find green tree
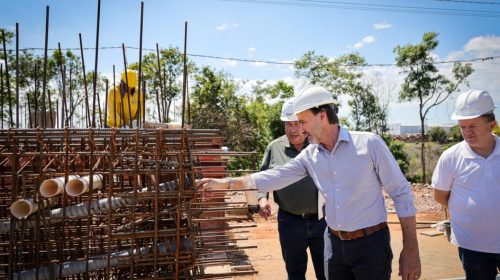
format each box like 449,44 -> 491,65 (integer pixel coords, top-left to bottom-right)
249,80 -> 295,140
394,32 -> 473,182
131,47 -> 196,123
191,67 -> 258,170
447,125 -> 463,142
295,51 -> 387,133
429,127 -> 448,144
381,134 -> 410,177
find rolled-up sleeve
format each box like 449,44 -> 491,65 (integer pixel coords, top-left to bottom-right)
370,135 -> 417,218
251,157 -> 308,193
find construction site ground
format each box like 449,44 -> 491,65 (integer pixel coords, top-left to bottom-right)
233,184 -> 467,280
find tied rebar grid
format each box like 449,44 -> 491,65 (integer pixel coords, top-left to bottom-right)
0,128 -> 256,279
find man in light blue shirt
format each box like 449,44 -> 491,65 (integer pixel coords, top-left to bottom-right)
197,86 -> 421,280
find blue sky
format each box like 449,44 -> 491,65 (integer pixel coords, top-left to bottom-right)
1,0 -> 500,126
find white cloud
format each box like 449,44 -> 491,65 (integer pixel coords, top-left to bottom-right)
373,23 -> 392,30
354,35 -> 376,49
248,47 -> 256,53
224,60 -> 238,67
216,24 -> 228,31
251,61 -> 268,67
216,23 -> 239,32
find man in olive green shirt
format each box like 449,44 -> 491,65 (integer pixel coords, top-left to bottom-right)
258,99 -> 326,280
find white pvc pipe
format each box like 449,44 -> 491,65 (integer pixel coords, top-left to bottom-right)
65,174 -> 103,197
10,198 -> 37,219
39,175 -> 79,198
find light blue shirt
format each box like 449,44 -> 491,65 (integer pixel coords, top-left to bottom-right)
251,126 -> 416,231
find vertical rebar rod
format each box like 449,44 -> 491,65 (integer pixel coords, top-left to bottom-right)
121,44 -> 132,128
153,129 -> 162,277
142,78 -> 146,125
91,0 -> 101,128
113,65 -> 118,127
15,23 -> 20,128
68,66 -> 72,127
181,21 -> 188,128
57,43 -> 67,127
27,92 -> 32,128
155,44 -> 163,123
162,68 -> 167,121
79,33 -> 91,127
47,89 -> 54,127
1,29 -> 13,127
42,6 -> 50,128
96,83 -> 102,127
104,79 -> 108,128
85,129 -> 96,277
34,63 -> 38,127
63,65 -> 68,126
0,64 -> 4,129
137,1 -> 144,127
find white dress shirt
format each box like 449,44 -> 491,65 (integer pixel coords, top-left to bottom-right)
251,126 -> 416,231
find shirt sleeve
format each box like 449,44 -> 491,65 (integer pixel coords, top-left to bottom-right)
431,151 -> 453,191
258,145 -> 272,200
369,134 -> 417,218
251,155 -> 308,194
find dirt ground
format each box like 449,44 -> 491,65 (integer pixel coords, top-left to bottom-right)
233,184 -> 467,280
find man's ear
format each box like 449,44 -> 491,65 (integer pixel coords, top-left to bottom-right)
489,120 -> 497,131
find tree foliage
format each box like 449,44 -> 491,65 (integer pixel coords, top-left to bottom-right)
394,31 -> 473,182
428,127 -> 448,144
294,51 -> 387,133
381,134 -> 410,176
190,67 -> 258,170
130,47 -> 195,123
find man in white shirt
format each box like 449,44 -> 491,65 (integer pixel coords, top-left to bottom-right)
197,86 -> 421,280
432,90 -> 500,280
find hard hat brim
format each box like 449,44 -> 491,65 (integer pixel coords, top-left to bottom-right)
293,99 -> 336,116
451,107 -> 496,121
280,116 -> 298,122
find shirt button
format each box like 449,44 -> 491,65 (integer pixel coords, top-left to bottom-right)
338,224 -> 341,227
336,188 -> 339,192
336,206 -> 340,208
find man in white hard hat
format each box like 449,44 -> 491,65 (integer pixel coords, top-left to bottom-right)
196,86 -> 421,280
257,99 -> 326,280
432,90 -> 500,280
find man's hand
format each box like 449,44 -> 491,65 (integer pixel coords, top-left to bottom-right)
398,216 -> 421,280
195,178 -> 229,200
258,198 -> 272,220
399,245 -> 421,280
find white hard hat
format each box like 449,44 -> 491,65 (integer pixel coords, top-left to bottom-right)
451,90 -> 496,120
280,99 -> 298,122
293,86 -> 336,115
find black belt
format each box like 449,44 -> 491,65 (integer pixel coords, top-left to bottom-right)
280,209 -> 318,219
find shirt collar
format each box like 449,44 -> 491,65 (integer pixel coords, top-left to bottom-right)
317,125 -> 349,152
282,135 -> 309,151
460,135 -> 500,159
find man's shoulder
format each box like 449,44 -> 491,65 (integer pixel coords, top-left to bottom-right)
347,130 -> 383,146
441,141 -> 466,157
267,135 -> 289,147
267,135 -> 289,150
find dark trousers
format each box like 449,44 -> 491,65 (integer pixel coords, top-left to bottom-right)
458,247 -> 500,280
327,226 -> 392,280
277,209 -> 327,280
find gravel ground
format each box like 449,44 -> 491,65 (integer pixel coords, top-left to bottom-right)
385,183 -> 443,213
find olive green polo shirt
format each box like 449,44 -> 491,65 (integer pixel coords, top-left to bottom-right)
258,135 -> 319,216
